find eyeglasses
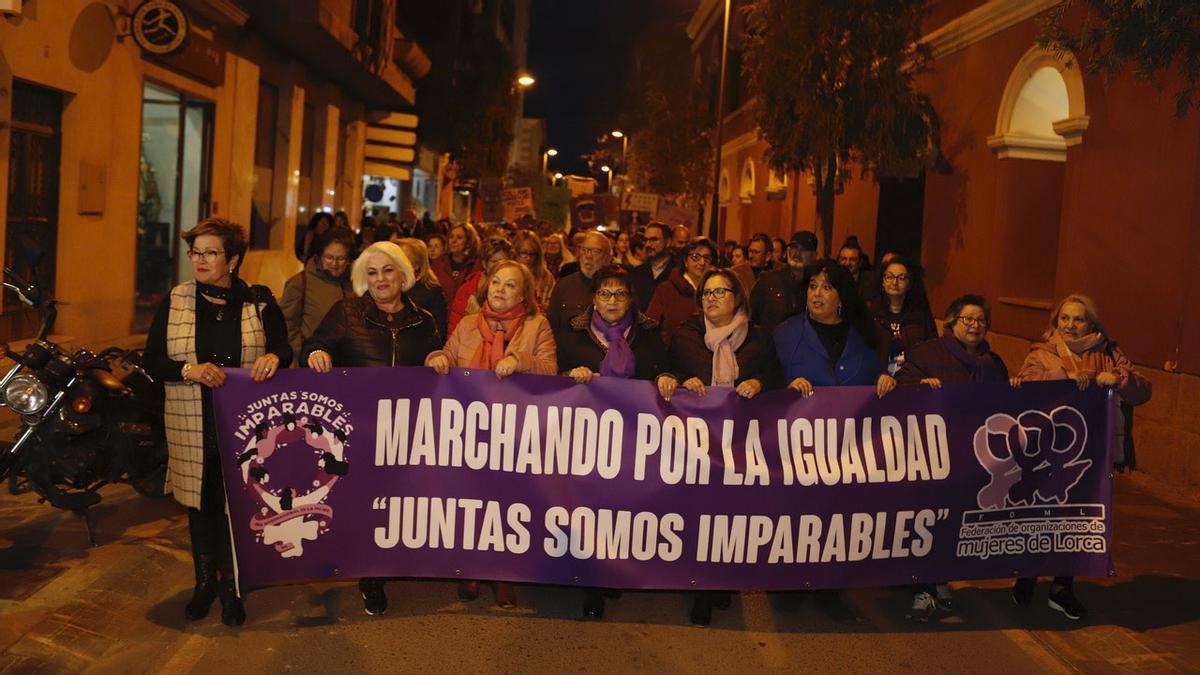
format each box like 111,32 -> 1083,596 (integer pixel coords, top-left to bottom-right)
595,289 -> 630,301
322,254 -> 349,265
687,252 -> 713,263
187,249 -> 224,263
956,315 -> 988,327
578,246 -> 607,257
701,287 -> 735,300
883,273 -> 910,283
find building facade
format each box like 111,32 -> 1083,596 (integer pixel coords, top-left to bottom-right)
688,0 -> 1200,492
1,0 -> 431,343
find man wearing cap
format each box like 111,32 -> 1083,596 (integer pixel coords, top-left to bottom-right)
750,231 -> 819,334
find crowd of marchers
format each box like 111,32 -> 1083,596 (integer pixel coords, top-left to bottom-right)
141,209 -> 1150,628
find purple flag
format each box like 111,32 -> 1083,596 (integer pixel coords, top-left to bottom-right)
214,368 -> 1114,591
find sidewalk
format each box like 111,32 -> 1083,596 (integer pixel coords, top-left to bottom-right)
0,471 -> 1196,672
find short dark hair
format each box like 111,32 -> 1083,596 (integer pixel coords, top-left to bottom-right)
314,226 -> 356,258
749,233 -> 773,251
643,222 -> 668,239
590,264 -> 633,296
694,268 -> 748,314
683,237 -> 717,260
183,217 -> 248,271
944,294 -> 991,328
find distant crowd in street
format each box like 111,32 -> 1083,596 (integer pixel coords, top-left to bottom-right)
142,208 -> 1151,627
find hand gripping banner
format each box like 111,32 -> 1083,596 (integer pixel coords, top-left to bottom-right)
213,368 -> 1114,591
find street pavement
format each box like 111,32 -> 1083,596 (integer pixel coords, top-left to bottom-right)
1,474 -> 1197,674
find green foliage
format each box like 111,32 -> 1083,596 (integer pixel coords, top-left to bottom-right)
742,0 -> 939,183
450,37 -> 519,179
1040,0 -> 1200,117
622,32 -> 713,198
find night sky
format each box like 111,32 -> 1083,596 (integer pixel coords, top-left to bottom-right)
524,0 -> 695,177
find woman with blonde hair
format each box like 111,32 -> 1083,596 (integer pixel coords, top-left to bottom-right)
395,237 -> 448,338
543,232 -> 574,277
303,240 -> 442,617
1009,293 -> 1151,620
513,230 -> 555,310
426,259 -> 557,608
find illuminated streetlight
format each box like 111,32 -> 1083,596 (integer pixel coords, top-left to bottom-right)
542,147 -> 559,177
601,165 -> 613,193
516,74 -> 536,87
554,172 -> 563,180
546,148 -> 558,157
600,165 -> 611,173
610,130 -> 624,138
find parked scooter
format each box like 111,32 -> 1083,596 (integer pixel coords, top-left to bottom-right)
0,266 -> 167,542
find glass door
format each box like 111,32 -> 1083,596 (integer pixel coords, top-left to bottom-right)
134,81 -> 214,332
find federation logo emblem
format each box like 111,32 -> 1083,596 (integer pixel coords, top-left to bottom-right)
972,405 -> 1091,510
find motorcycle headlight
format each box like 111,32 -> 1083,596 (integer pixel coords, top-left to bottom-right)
5,374 -> 49,415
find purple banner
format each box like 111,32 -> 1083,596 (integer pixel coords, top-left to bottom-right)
213,368 -> 1114,591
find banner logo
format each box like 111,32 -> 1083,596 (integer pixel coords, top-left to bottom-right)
232,393 -> 353,558
972,406 -> 1091,510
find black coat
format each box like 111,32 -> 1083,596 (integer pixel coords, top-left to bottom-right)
556,310 -> 669,381
749,267 -> 804,335
630,256 -> 676,312
894,334 -> 1009,385
301,295 -> 441,368
407,278 -> 449,339
668,315 -> 778,387
869,301 -> 938,370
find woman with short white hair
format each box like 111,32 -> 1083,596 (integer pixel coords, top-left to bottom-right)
301,241 -> 443,616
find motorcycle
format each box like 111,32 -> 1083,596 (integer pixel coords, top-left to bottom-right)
0,266 -> 167,543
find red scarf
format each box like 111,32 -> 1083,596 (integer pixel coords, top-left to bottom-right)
469,302 -> 527,369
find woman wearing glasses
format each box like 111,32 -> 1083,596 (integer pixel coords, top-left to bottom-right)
144,218 -> 292,627
645,239 -> 717,346
513,230 -> 555,311
656,269 -> 775,626
554,264 -> 672,618
868,255 -> 937,375
281,227 -> 355,365
892,294 -> 1009,621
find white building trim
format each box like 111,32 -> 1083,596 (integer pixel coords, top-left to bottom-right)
920,0 -> 1062,60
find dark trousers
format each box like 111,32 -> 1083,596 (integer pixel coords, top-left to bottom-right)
187,455 -> 237,593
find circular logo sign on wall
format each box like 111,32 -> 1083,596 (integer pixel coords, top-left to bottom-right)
131,0 -> 189,55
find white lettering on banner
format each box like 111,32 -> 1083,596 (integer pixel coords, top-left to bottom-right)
542,507 -> 684,562
694,510 -> 947,564
373,398 -> 952,488
372,496 -> 532,553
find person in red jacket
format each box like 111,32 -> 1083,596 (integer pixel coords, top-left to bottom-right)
645,239 -> 716,346
446,239 -> 514,334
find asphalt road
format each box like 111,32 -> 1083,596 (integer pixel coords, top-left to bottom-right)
1,475 -> 1197,674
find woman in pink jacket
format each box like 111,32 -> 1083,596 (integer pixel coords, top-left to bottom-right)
426,259 -> 557,607
1010,293 -> 1151,621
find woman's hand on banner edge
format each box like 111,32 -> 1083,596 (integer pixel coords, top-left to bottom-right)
921,377 -> 942,389
656,374 -> 678,400
787,377 -> 814,398
307,350 -> 332,373
735,378 -> 762,399
876,374 -> 897,398
681,377 -> 706,397
427,354 -> 451,374
568,367 -> 597,384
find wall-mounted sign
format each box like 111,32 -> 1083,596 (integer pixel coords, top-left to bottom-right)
131,0 -> 189,55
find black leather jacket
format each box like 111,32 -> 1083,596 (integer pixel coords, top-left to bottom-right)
301,295 -> 442,368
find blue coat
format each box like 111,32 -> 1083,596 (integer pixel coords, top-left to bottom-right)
773,312 -> 881,386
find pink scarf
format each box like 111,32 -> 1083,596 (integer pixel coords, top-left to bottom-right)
704,310 -> 749,387
1050,329 -> 1105,376
469,302 -> 527,369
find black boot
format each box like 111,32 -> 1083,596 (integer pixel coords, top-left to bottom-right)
184,553 -> 219,621
219,579 -> 246,626
582,588 -> 605,618
689,592 -> 713,626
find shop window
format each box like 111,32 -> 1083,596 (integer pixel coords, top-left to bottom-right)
251,80 -> 279,249
987,46 -> 1089,162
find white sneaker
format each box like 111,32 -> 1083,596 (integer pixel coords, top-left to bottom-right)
907,592 -> 937,622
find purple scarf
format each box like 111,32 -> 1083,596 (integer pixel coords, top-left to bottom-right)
941,328 -> 1003,383
591,309 -> 636,378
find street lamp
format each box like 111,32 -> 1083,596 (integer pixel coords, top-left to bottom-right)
600,165 -> 613,193
516,73 -> 536,88
542,147 -> 558,177
611,130 -> 628,191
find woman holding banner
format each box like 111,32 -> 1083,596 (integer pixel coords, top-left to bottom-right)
772,260 -> 893,622
1007,293 -> 1150,621
556,264 -> 673,618
426,259 -> 558,607
303,241 -> 443,616
657,268 -> 774,625
144,218 -> 293,627
893,293 -> 1009,620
